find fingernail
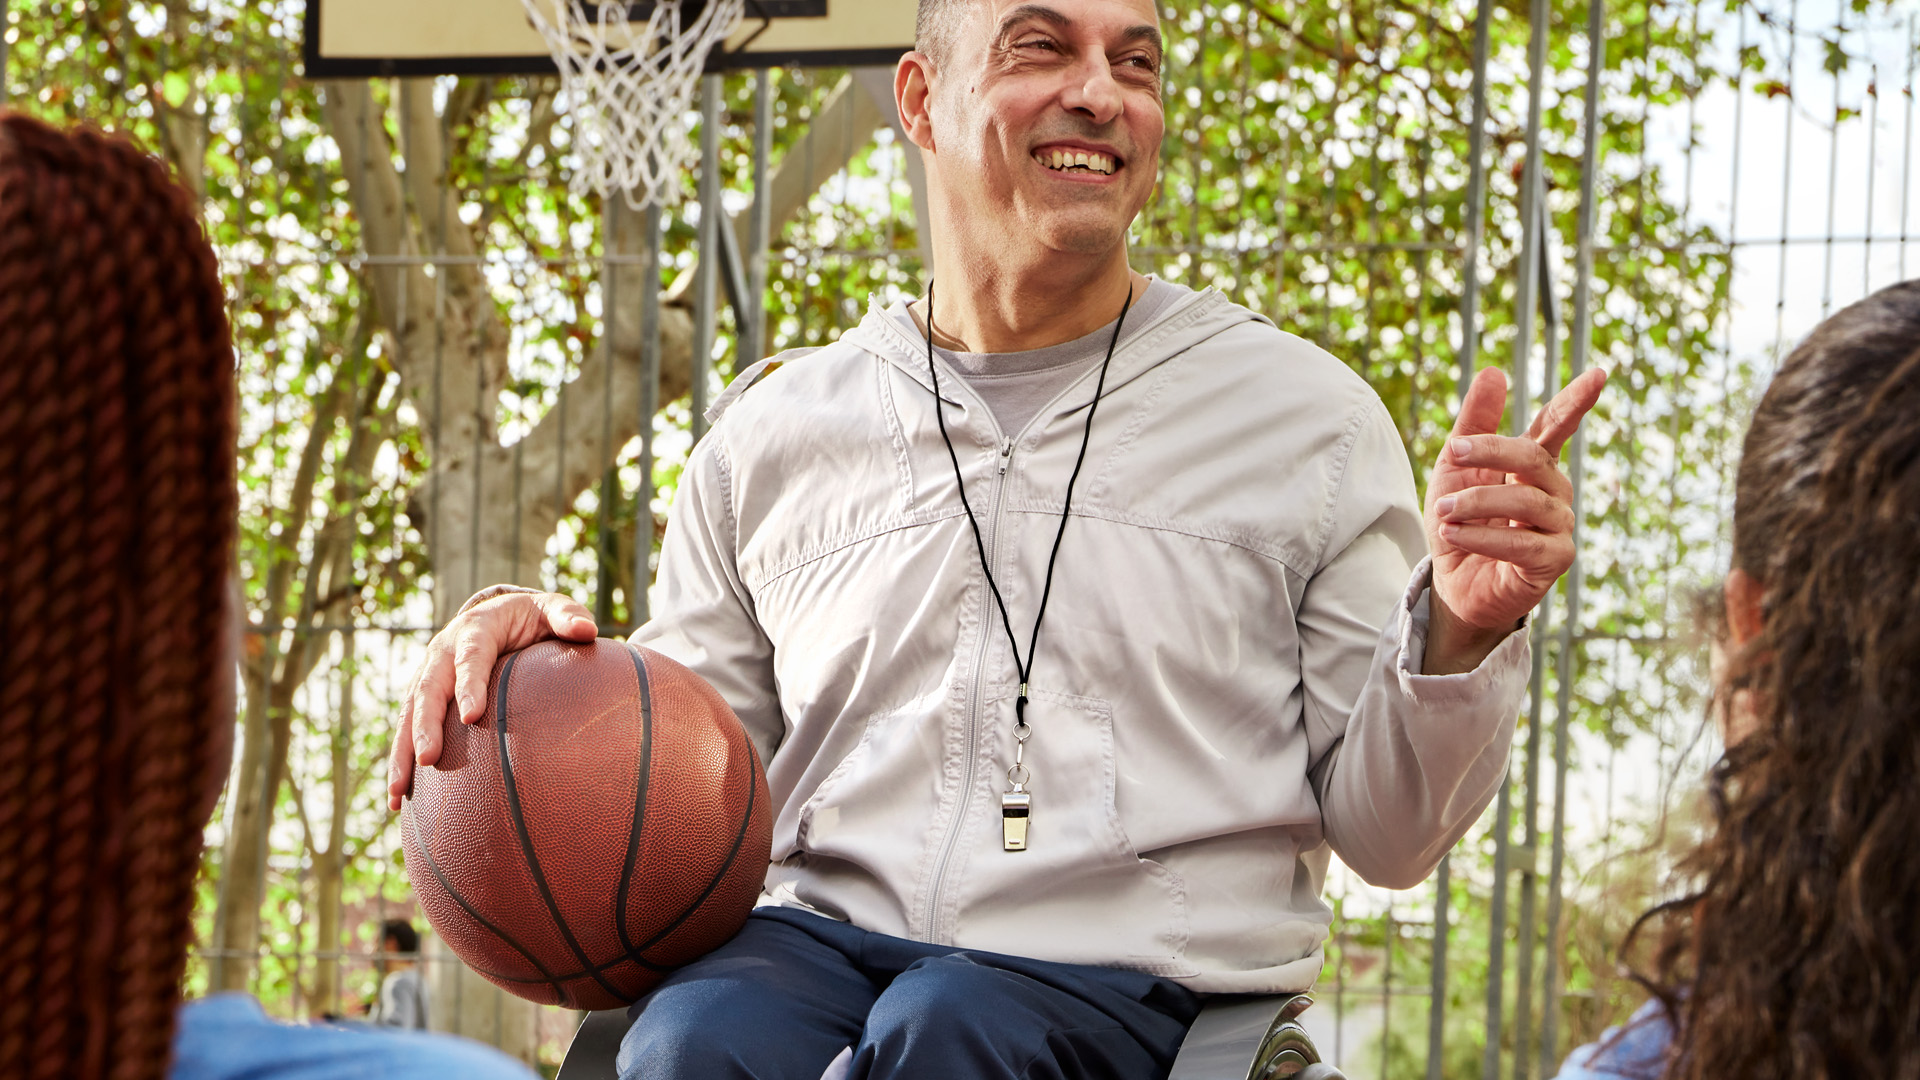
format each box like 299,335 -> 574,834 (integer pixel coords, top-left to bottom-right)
572,617 -> 594,635
1450,437 -> 1472,461
1436,495 -> 1456,517
457,694 -> 477,719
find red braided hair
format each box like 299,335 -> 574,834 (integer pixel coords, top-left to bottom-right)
0,110 -> 236,1080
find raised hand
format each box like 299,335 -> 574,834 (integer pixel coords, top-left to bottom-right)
385,588 -> 598,811
1422,366 -> 1607,673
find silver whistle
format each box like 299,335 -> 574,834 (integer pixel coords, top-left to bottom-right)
1001,789 -> 1032,851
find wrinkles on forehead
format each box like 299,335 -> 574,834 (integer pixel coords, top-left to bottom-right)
991,3 -> 1163,68
919,0 -> 1163,69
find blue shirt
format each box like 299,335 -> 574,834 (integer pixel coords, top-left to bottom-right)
171,994 -> 537,1080
1553,999 -> 1673,1080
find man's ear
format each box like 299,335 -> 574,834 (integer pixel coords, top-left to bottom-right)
896,51 -> 937,153
1724,568 -> 1765,648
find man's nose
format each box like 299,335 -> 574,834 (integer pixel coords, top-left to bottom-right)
1060,56 -> 1125,125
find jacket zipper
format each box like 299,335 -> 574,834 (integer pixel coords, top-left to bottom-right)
923,426 -> 1014,942
918,347 -> 1120,941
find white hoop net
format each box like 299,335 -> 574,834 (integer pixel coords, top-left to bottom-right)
520,0 -> 745,210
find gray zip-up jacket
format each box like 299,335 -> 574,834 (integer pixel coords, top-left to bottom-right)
632,285 -> 1529,992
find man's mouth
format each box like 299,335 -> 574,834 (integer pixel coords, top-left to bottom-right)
1032,147 -> 1118,175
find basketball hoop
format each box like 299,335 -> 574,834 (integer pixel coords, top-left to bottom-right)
520,0 -> 746,210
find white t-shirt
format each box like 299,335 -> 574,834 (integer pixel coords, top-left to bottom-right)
371,966 -> 428,1030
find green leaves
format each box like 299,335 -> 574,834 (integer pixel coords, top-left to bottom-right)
162,69 -> 191,107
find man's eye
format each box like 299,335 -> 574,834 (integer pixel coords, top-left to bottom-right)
1014,37 -> 1060,52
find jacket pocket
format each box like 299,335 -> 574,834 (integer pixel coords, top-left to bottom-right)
780,692 -> 950,895
946,689 -> 1196,977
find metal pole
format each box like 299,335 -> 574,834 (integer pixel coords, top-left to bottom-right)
1426,854 -> 1451,1080
1772,0 -> 1801,361
1512,180 -> 1561,1080
1486,0 -> 1552,1072
1511,0 -> 1549,437
595,194 -> 621,626
1902,16 -> 1915,281
1540,1 -> 1605,1070
1455,0 -> 1496,401
744,69 -> 774,371
1423,1 -> 1463,1065
692,73 -> 722,443
1482,774 -> 1513,1080
633,201 -> 662,626
1819,10 -> 1844,318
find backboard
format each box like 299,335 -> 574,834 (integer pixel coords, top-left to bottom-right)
302,0 -> 917,78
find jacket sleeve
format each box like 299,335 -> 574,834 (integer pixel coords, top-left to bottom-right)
628,425 -> 786,764
1297,401 -> 1531,890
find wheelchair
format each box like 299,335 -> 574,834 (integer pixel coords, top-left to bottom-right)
556,989 -> 1347,1080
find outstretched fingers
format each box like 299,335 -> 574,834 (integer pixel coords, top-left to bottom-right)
1449,366 -> 1510,438
1525,368 -> 1609,458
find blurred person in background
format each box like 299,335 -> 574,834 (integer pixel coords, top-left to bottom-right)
0,110 -> 533,1080
1554,280 -> 1920,1079
370,920 -> 429,1031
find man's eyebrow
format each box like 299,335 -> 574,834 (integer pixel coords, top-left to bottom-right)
1119,23 -> 1163,57
994,6 -> 1164,59
995,3 -> 1071,37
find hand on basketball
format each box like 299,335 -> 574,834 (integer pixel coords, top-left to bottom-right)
1422,366 -> 1607,674
387,589 -> 599,811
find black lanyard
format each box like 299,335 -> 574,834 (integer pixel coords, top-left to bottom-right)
922,281 -> 1134,849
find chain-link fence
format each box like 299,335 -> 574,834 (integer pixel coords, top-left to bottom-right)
7,0 -> 1915,1072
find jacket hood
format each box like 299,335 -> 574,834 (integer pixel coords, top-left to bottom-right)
841,285 -> 1271,414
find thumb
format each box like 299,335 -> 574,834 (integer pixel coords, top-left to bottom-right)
1448,367 -> 1509,440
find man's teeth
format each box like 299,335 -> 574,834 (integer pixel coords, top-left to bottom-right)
1034,148 -> 1117,175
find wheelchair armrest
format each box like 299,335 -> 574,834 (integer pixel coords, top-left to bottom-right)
1170,992 -> 1343,1080
555,1009 -> 637,1080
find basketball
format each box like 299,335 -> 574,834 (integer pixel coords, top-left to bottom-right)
402,638 -> 771,1010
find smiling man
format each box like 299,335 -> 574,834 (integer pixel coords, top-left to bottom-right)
388,0 -> 1605,1077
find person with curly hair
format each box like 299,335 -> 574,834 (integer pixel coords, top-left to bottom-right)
1554,280 -> 1920,1079
0,110 -> 534,1080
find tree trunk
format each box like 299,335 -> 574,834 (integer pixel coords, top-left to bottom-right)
209,655 -> 272,993
309,630 -> 353,1015
294,71 -> 888,1051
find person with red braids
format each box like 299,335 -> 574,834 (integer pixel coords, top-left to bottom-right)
0,111 -> 534,1080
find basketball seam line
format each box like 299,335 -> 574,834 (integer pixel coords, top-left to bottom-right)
408,811 -> 568,993
614,642 -> 655,961
623,697 -> 764,959
495,650 -> 631,1007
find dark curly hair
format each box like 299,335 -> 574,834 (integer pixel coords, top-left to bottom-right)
0,112 -> 236,1080
1631,279 -> 1920,1079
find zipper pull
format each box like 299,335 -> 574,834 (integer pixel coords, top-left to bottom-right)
999,437 -> 1014,475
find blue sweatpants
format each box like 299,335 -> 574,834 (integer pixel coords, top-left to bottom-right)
616,907 -> 1202,1080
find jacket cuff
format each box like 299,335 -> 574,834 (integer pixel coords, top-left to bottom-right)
1393,557 -> 1531,705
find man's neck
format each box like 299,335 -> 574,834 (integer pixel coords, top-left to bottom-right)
915,243 -> 1146,354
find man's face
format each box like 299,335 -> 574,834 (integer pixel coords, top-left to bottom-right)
926,0 -> 1165,257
